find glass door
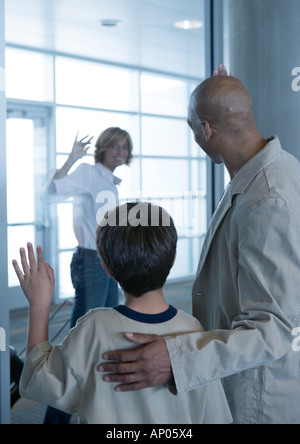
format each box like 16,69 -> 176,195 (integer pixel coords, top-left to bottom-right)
6,104 -> 51,309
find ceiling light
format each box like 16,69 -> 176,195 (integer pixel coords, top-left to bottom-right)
174,20 -> 203,30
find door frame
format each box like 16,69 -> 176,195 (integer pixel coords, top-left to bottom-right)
6,101 -> 55,310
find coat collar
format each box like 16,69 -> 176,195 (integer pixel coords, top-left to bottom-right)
197,135 -> 282,274
230,135 -> 282,196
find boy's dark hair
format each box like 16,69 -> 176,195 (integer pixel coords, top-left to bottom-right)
96,202 -> 177,297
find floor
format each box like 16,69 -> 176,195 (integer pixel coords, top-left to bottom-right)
9,280 -> 194,424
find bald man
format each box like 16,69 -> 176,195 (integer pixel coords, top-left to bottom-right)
187,75 -> 267,176
99,72 -> 300,424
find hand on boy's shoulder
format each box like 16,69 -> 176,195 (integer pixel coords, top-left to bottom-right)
96,309 -> 205,393
98,333 -> 173,392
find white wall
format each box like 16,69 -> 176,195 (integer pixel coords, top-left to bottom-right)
229,0 -> 300,160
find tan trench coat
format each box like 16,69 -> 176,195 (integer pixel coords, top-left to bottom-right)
166,136 -> 300,424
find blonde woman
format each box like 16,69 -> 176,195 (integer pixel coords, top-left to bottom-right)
42,127 -> 133,324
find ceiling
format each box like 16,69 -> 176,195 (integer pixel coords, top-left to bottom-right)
4,0 -> 206,79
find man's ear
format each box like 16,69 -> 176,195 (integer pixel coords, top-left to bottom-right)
101,260 -> 113,278
202,120 -> 213,142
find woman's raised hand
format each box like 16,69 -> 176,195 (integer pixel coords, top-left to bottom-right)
70,133 -> 94,161
213,64 -> 234,77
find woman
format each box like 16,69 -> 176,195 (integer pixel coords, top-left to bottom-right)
41,127 -> 133,424
41,127 -> 133,326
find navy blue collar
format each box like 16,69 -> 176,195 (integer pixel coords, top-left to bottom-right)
114,305 -> 177,324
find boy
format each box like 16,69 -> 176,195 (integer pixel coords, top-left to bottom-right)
13,202 -> 232,424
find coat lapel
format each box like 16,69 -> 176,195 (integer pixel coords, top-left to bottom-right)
197,187 -> 233,275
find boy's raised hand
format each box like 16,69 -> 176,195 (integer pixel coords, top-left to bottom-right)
13,243 -> 55,307
13,244 -> 54,354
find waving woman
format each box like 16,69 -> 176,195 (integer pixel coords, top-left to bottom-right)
41,127 -> 133,326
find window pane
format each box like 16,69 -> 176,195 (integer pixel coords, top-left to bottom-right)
5,48 -> 53,101
8,226 -> 35,288
141,117 -> 189,157
191,137 -> 206,159
144,193 -> 206,239
141,158 -> 189,195
56,57 -> 139,111
57,204 -> 77,250
187,192 -> 207,238
191,159 -> 207,193
58,251 -> 74,299
192,236 -> 205,273
6,119 -> 35,224
56,107 -> 139,156
141,74 -> 188,117
169,238 -> 191,279
117,158 -> 141,202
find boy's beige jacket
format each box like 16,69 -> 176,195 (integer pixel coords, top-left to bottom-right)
20,308 -> 232,424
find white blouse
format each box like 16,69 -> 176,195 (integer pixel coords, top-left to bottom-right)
41,163 -> 121,250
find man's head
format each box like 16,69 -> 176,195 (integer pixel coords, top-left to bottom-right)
96,202 -> 177,297
187,76 -> 256,163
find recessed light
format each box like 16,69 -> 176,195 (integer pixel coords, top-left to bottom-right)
174,20 -> 203,30
99,19 -> 122,27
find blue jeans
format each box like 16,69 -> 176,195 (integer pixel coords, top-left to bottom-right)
69,247 -> 119,328
44,247 -> 119,424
